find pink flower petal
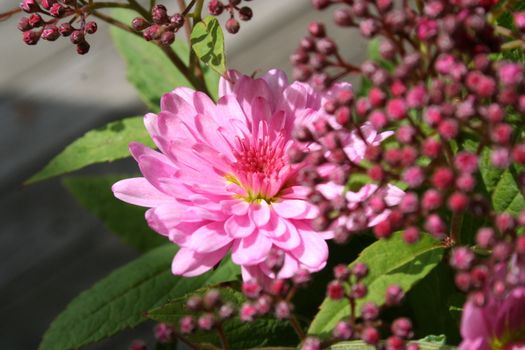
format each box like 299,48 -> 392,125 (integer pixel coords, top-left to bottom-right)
112,178 -> 173,207
249,201 -> 271,227
232,230 -> 272,265
272,219 -> 301,250
291,222 -> 329,270
218,69 -> 241,98
186,221 -> 233,253
262,69 -> 288,101
224,214 -> 255,238
171,245 -> 230,277
272,199 -> 318,219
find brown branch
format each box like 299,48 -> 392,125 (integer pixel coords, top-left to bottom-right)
0,7 -> 21,21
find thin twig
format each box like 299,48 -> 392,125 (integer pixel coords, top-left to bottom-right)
216,323 -> 230,350
289,315 -> 306,341
91,7 -> 209,95
0,7 -> 21,21
449,212 -> 463,245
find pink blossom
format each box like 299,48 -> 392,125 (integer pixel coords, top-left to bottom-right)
460,287 -> 525,350
113,69 -> 340,283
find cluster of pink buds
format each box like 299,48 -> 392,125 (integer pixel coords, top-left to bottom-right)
18,0 -> 97,54
303,263 -> 420,350
177,289 -> 235,335
207,0 -> 253,34
289,0 -> 525,346
131,5 -> 185,46
291,21 -> 359,88
292,0 -> 525,246
451,225 -> 525,304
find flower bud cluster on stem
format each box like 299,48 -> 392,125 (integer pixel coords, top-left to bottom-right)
303,263 -> 418,350
16,0 -> 99,54
290,0 -> 525,347
207,0 -> 253,34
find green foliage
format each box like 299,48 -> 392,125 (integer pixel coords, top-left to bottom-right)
27,116 -> 153,184
148,288 -> 297,349
328,341 -> 456,350
111,9 -> 219,111
480,149 -> 525,214
367,38 -> 395,71
308,233 -> 445,337
39,246 -> 240,350
407,262 -> 463,344
191,16 -> 227,76
63,175 -> 165,252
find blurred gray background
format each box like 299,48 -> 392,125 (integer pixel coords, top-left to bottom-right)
0,1 -> 366,348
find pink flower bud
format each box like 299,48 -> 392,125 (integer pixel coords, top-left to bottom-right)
447,192 -> 469,212
450,247 -> 475,270
432,167 -> 454,190
302,337 -> 321,350
275,301 -> 292,319
392,318 -> 413,338
333,321 -> 353,340
386,98 -> 407,120
403,226 -> 420,244
198,313 -> 215,330
361,302 -> 380,320
242,280 -> 262,299
362,326 -> 380,345
454,152 -> 478,173
385,284 -> 404,305
327,280 -> 345,300
154,323 -> 174,343
208,0 -> 224,15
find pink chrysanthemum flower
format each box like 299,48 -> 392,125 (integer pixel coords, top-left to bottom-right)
460,286 -> 525,350
113,69 -> 392,282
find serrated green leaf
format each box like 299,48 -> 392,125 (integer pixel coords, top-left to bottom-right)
111,9 -> 219,111
63,175 -> 165,252
39,246 -> 240,350
149,288 -> 297,349
308,233 -> 445,337
190,16 -> 226,76
328,340 -> 456,350
27,116 -> 153,184
480,149 -> 525,214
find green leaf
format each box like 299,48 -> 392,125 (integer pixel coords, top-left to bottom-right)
149,288 -> 297,349
308,233 -> 445,337
111,9 -> 219,111
480,149 -> 525,214
39,246 -> 240,350
328,341 -> 456,350
407,262 -> 462,344
63,175 -> 165,252
367,38 -> 395,72
27,116 -> 153,184
191,16 -> 226,76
